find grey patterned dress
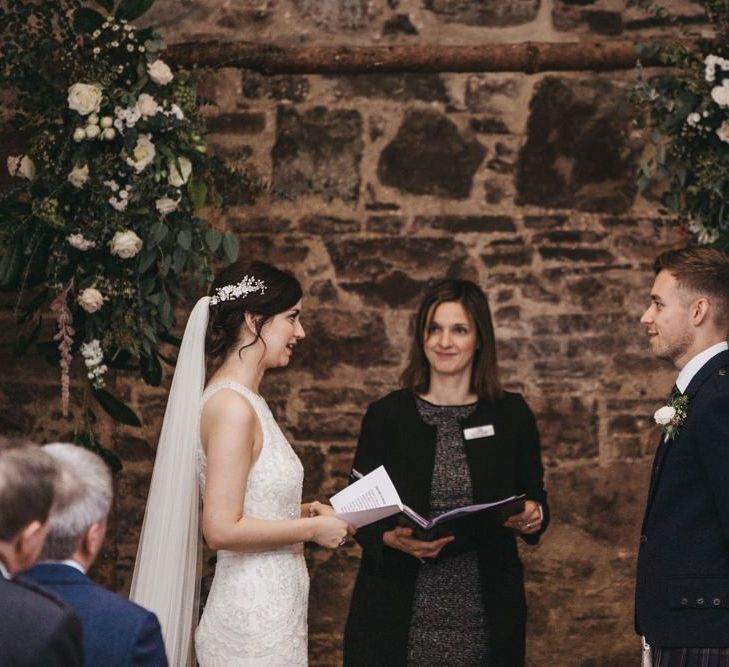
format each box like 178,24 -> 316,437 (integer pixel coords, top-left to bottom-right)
406,397 -> 489,666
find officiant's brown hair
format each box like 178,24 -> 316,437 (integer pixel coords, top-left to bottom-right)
401,279 -> 502,402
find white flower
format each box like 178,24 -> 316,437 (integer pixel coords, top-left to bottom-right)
155,197 -> 179,215
654,405 -> 676,426
688,218 -> 721,245
104,179 -> 119,192
168,156 -> 192,187
85,124 -> 101,139
169,103 -> 184,120
102,128 -> 116,141
88,113 -> 99,125
686,112 -> 701,127
711,83 -> 729,107
126,133 -> 156,173
147,59 -> 174,85
113,105 -> 141,133
135,93 -> 160,118
67,233 -> 96,251
81,339 -> 104,366
67,83 -> 103,115
100,116 -> 113,128
109,196 -> 128,211
717,120 -> 729,144
7,155 -> 36,180
77,287 -> 105,313
73,127 -> 86,142
110,230 -> 143,258
67,164 -> 89,188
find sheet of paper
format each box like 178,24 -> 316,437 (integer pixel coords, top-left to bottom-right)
330,466 -> 403,528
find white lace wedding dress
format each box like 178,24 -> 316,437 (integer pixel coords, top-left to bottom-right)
195,381 -> 309,666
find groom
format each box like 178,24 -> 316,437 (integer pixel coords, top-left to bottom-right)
636,247 -> 729,664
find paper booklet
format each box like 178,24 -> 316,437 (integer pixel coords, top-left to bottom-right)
330,465 -> 525,537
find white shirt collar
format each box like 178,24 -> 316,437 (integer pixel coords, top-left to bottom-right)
38,559 -> 86,574
676,341 -> 729,393
0,560 -> 10,580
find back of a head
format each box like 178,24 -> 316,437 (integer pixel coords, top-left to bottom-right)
0,444 -> 57,543
654,247 -> 729,330
40,443 -> 113,561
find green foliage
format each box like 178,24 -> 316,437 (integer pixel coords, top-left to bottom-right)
630,0 -> 729,248
0,0 -> 242,451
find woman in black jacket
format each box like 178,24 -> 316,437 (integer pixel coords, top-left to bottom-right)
343,279 -> 549,667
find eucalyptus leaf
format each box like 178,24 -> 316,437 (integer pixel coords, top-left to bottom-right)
222,234 -> 239,263
177,229 -> 192,250
205,228 -> 222,252
188,177 -> 207,211
94,0 -> 115,13
172,246 -> 187,274
92,388 -> 142,427
73,7 -> 105,33
140,351 -> 162,386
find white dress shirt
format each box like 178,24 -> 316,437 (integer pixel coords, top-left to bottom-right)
0,560 -> 10,580
675,341 -> 729,393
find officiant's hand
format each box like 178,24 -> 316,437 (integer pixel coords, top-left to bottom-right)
503,500 -> 542,535
382,526 -> 455,560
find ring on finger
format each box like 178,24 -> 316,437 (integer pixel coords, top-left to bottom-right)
338,537 -> 346,547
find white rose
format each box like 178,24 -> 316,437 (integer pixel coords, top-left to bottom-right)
135,93 -> 160,118
654,406 -> 676,426
711,83 -> 729,107
147,59 -> 174,85
110,230 -> 143,258
126,134 -> 155,173
168,156 -> 192,187
102,128 -> 116,141
67,164 -> 89,188
77,287 -> 105,313
686,112 -> 701,126
155,197 -> 179,215
67,83 -> 103,115
73,127 -> 86,142
67,233 -> 96,251
100,116 -> 113,128
717,120 -> 729,144
7,155 -> 36,180
85,124 -> 101,139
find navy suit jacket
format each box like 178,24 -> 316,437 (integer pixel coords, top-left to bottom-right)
636,348 -> 729,646
25,563 -> 167,667
0,573 -> 83,667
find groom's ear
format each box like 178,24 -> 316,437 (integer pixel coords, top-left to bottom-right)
690,296 -> 711,326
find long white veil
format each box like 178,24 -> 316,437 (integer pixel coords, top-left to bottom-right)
130,296 -> 210,666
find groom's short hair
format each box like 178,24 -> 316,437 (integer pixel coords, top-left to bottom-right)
40,443 -> 113,560
655,247 -> 729,328
0,442 -> 58,542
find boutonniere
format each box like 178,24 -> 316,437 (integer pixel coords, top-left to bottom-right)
653,394 -> 689,438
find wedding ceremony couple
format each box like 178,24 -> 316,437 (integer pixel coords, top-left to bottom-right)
2,246 -> 728,667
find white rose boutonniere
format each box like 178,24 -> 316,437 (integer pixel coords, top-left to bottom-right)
126,133 -> 155,173
110,230 -> 143,258
168,156 -> 192,187
653,394 -> 689,439
147,59 -> 174,85
77,287 -> 105,313
68,83 -> 103,115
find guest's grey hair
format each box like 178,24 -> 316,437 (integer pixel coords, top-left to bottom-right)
40,443 -> 113,560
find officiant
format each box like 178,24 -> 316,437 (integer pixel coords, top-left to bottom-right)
343,279 -> 549,667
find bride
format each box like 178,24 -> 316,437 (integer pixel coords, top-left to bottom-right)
130,260 -> 352,666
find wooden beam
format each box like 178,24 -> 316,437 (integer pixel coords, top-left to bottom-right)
165,40 -> 668,74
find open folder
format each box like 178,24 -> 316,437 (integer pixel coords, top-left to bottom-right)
330,465 -> 525,538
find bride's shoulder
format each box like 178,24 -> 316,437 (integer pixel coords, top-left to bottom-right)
201,386 -> 257,425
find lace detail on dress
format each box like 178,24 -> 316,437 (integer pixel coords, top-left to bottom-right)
195,380 -> 309,666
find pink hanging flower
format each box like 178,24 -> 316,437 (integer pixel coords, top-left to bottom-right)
51,281 -> 75,417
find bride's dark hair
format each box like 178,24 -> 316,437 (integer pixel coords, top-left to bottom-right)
205,260 -> 302,359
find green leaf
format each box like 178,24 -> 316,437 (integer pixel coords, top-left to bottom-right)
172,247 -> 187,274
177,229 -> 192,250
115,0 -> 156,22
94,0 -> 115,12
222,234 -> 239,263
140,352 -> 162,386
205,228 -> 222,252
92,389 -> 142,427
188,177 -> 207,211
148,221 -> 168,246
0,245 -> 21,287
73,7 -> 105,33
138,248 -> 157,273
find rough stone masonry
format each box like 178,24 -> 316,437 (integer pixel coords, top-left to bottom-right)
0,0 -> 709,664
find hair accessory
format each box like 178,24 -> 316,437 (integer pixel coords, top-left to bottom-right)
209,275 -> 266,305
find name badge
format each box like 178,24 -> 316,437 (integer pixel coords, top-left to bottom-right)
463,424 -> 495,440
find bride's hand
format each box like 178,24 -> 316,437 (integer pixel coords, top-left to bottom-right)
311,516 -> 352,549
309,500 -> 335,517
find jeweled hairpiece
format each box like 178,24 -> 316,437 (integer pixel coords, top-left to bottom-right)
209,275 -> 267,305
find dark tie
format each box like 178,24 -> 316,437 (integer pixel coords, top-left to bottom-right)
669,384 -> 681,402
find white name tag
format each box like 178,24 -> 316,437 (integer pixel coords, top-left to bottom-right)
463,424 -> 495,440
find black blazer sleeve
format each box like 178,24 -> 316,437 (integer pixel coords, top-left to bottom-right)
39,610 -> 84,667
349,402 -> 394,566
515,395 -> 549,545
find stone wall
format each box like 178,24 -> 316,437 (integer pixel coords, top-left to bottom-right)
0,0 -> 710,665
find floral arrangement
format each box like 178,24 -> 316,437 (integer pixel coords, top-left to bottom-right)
653,394 -> 689,439
0,0 -> 241,467
630,0 -> 729,248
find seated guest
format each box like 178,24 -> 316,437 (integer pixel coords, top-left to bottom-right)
0,442 -> 84,666
25,443 -> 167,667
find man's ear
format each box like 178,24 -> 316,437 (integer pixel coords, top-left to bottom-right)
82,520 -> 107,561
16,519 -> 48,569
690,296 -> 711,326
